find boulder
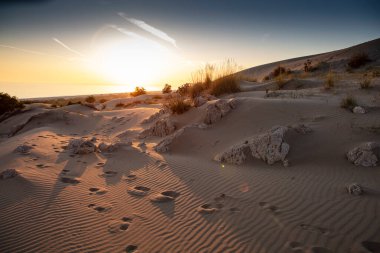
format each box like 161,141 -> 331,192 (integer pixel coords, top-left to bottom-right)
67,138 -> 97,154
0,169 -> 19,179
193,96 -> 207,107
353,106 -> 365,114
141,109 -> 167,124
14,144 -> 33,154
203,99 -> 236,125
347,142 -> 379,167
139,117 -> 176,138
214,126 -> 290,166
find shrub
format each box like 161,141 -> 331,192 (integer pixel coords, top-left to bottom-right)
189,83 -> 205,99
115,102 -> 125,108
130,87 -> 146,97
165,96 -> 191,114
324,71 -> 335,89
99,98 -> 108,103
162,84 -> 172,94
359,74 -> 372,89
273,66 -> 286,77
210,75 -> 240,96
348,53 -> 370,69
340,96 -> 357,110
0,92 -> 24,115
177,83 -> 190,96
276,73 -> 286,89
85,95 -> 95,103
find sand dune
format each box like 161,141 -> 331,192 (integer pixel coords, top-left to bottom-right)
1,39 -> 380,253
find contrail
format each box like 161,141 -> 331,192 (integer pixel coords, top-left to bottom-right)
0,43 -> 66,59
118,12 -> 177,48
52,37 -> 85,57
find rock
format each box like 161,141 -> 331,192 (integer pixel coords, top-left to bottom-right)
193,96 -> 207,107
141,109 -> 167,124
214,143 -> 248,165
347,183 -> 363,196
98,141 -> 132,153
0,169 -> 19,179
347,142 -> 379,167
353,106 -> 365,114
139,117 -> 176,138
214,126 -> 290,166
203,99 -> 236,125
14,144 -> 33,154
90,137 -> 97,142
248,126 -> 290,165
67,138 -> 97,154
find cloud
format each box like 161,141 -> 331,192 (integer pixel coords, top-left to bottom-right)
118,12 -> 177,48
52,38 -> 85,57
0,43 -> 66,59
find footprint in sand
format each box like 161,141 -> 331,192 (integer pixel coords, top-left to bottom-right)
150,190 -> 180,203
307,246 -> 332,253
197,203 -> 224,214
125,174 -> 137,181
61,177 -> 81,184
100,171 -> 118,177
259,201 -> 279,214
88,203 -> 112,213
125,245 -> 138,253
362,241 -> 380,253
287,241 -> 304,252
89,187 -> 108,195
299,223 -> 330,235
127,186 -> 151,196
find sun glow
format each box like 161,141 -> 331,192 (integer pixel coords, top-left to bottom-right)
91,37 -> 176,90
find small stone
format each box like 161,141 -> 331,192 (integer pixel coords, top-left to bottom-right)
347,183 -> 363,196
0,169 -> 19,179
353,106 -> 365,114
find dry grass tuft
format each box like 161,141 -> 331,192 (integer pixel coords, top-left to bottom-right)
165,95 -> 191,114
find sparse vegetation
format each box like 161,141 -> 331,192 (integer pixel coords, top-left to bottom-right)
177,83 -> 191,96
348,53 -> 370,69
115,102 -> 125,108
189,82 -> 205,98
210,74 -> 240,96
0,92 -> 24,115
165,95 -> 191,114
99,98 -> 108,103
85,95 -> 95,103
130,87 -> 147,97
162,84 -> 172,94
340,96 -> 357,110
324,70 -> 335,89
359,73 -> 372,89
263,66 -> 292,81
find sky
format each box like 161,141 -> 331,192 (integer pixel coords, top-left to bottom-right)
1,0 -> 379,98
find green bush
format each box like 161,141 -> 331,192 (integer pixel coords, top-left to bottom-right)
0,92 -> 24,115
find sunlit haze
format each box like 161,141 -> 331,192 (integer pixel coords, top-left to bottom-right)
1,0 -> 379,98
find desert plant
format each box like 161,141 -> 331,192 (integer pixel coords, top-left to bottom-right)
165,96 -> 191,114
359,74 -> 372,89
85,95 -> 95,103
324,70 -> 335,89
130,87 -> 146,97
340,96 -> 357,110
99,98 -> 108,103
210,75 -> 240,96
177,83 -> 190,96
162,84 -> 172,94
304,59 -> 312,72
348,53 -> 370,69
115,102 -> 125,108
276,72 -> 286,89
189,83 -> 205,99
0,92 -> 24,115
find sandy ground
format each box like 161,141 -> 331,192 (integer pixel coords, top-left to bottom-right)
1,40 -> 380,253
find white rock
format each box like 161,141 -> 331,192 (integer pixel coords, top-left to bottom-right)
347,142 -> 379,167
203,99 -> 236,125
0,169 -> 19,179
67,138 -> 97,154
214,126 -> 290,166
193,96 -> 207,107
139,117 -> 176,138
353,106 -> 365,114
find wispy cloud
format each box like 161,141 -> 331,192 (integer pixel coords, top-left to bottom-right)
118,12 -> 177,48
52,37 -> 85,57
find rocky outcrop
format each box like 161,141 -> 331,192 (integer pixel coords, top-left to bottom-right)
139,117 -> 176,138
98,141 -> 132,153
0,169 -> 19,179
203,99 -> 237,125
67,138 -> 97,154
353,106 -> 365,114
193,96 -> 207,107
347,142 -> 379,167
14,144 -> 33,154
154,123 -> 208,153
141,109 -> 167,124
215,126 -> 290,166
